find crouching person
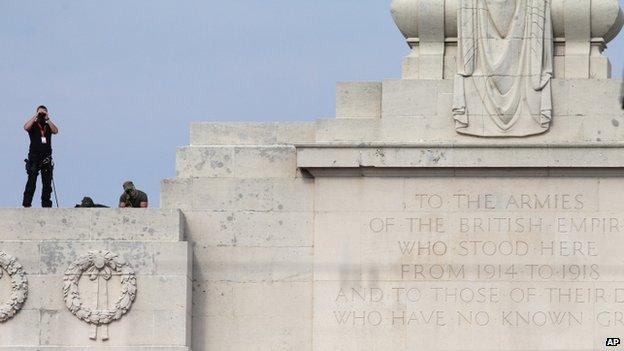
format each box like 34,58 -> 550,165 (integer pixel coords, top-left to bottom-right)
119,181 -> 148,208
75,197 -> 109,208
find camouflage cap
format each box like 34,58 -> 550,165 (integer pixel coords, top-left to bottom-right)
123,181 -> 135,191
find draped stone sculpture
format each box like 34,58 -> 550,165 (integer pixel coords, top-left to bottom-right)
452,0 -> 553,137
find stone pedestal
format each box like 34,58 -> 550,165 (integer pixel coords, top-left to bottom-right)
390,0 -> 624,79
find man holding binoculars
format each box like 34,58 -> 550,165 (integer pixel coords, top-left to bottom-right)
119,181 -> 149,208
22,105 -> 59,208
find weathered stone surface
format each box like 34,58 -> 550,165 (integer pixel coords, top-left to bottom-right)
315,118 -> 381,143
160,178 -> 193,210
176,146 -> 298,178
312,176 -> 624,350
190,177 -> 314,212
0,348 -> 189,351
183,210 -> 313,247
296,144 -> 624,169
336,82 -> 382,118
312,79 -> 624,143
0,209 -> 183,241
0,209 -> 191,350
190,122 -> 315,146
164,146 -> 314,351
382,79 -> 452,118
191,281 -> 312,350
192,246 -> 312,282
169,76 -> 624,351
391,0 -> 623,79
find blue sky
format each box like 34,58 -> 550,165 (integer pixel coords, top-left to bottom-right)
1,1 -> 624,208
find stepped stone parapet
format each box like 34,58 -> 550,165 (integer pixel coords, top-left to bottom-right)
3,2 -> 624,350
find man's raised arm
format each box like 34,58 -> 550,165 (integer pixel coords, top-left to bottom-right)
47,117 -> 59,134
23,114 -> 37,131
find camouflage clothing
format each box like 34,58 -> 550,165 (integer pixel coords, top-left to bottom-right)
75,197 -> 108,208
119,190 -> 148,208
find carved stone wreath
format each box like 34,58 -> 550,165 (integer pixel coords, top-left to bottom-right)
63,250 -> 137,327
0,251 -> 28,323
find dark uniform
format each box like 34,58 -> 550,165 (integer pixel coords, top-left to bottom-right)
23,120 -> 54,207
119,190 -> 148,208
75,197 -> 109,208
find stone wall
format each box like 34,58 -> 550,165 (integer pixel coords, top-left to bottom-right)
162,134 -> 315,350
159,72 -> 624,350
0,209 -> 191,351
311,176 -> 624,350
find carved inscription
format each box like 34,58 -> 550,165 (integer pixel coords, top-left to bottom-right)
327,190 -> 624,333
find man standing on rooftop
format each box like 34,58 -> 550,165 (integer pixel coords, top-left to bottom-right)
22,105 -> 59,208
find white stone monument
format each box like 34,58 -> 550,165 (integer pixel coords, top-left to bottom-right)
2,1 -> 624,350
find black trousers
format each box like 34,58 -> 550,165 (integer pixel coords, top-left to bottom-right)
22,153 -> 53,208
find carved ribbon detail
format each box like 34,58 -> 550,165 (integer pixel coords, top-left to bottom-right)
63,250 -> 137,341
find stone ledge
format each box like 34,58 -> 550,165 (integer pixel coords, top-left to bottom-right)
296,143 -> 624,171
0,240 -> 191,276
190,122 -> 316,146
0,348 -> 191,351
297,141 -> 624,148
336,82 -> 382,118
319,79 -> 624,143
161,177 -> 314,212
0,209 -> 184,241
176,146 -> 299,178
